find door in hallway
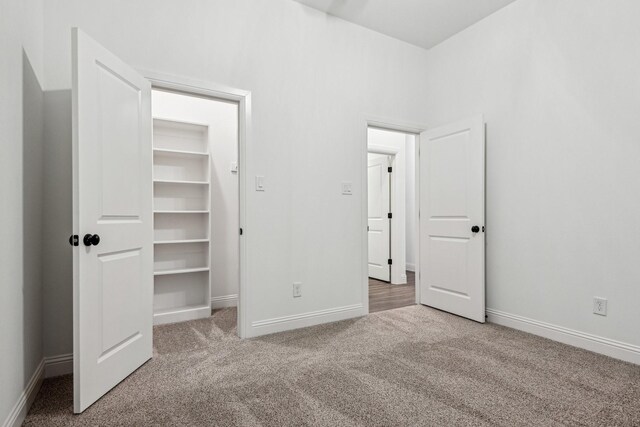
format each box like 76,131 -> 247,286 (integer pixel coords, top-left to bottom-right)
368,153 -> 391,282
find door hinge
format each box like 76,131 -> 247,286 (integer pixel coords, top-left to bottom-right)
388,166 -> 392,173
388,259 -> 393,265
387,212 -> 392,219
239,228 -> 243,235
69,234 -> 79,247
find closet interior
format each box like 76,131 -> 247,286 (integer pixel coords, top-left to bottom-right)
152,119 -> 212,325
150,89 -> 240,326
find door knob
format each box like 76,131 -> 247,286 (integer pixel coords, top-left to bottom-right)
471,226 -> 480,233
83,234 -> 100,246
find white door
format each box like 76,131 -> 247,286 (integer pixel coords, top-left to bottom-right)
368,154 -> 391,281
72,28 -> 153,413
419,116 -> 485,322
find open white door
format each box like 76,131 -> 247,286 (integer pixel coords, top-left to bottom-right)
72,28 -> 153,413
419,116 -> 485,322
368,154 -> 391,282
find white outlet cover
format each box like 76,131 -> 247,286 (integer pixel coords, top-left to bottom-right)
293,282 -> 302,298
593,297 -> 607,316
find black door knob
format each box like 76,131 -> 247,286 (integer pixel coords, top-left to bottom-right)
471,226 -> 480,233
83,234 -> 100,246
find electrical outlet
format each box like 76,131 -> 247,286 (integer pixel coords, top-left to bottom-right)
593,297 -> 607,316
293,282 -> 302,298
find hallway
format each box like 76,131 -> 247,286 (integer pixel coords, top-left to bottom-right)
369,271 -> 416,313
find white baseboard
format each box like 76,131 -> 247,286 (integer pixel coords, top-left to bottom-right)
2,359 -> 44,427
486,308 -> 640,365
44,353 -> 73,378
249,303 -> 365,338
406,263 -> 416,272
211,294 -> 238,309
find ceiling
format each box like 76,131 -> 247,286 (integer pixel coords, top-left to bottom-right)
293,0 -> 518,50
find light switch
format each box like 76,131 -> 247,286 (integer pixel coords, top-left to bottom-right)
255,176 -> 265,191
342,182 -> 353,195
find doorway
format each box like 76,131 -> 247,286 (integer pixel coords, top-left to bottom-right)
150,89 -> 240,327
367,127 -> 417,313
363,116 -> 486,321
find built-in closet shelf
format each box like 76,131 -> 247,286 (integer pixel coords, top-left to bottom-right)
153,304 -> 211,325
154,210 -> 210,214
152,107 -> 211,326
154,267 -> 210,277
154,239 -> 210,245
153,148 -> 210,157
153,179 -> 209,186
154,304 -> 210,316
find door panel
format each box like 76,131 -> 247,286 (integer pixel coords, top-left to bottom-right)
419,117 -> 485,322
73,28 -> 153,413
368,154 -> 390,282
96,62 -> 142,217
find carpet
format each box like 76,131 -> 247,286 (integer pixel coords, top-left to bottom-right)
24,306 -> 640,426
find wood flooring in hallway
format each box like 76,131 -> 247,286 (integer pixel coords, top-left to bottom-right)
369,271 -> 416,313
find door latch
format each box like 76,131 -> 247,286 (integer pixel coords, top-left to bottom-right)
69,234 -> 79,246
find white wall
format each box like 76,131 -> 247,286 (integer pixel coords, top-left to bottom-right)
0,0 -> 45,423
425,0 -> 640,349
405,135 -> 417,272
42,89 -> 73,358
151,90 -> 239,306
40,0 -> 430,342
368,128 -> 408,284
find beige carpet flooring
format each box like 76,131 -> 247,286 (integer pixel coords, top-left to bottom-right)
25,306 -> 640,426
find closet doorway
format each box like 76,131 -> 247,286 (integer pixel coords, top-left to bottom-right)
151,89 -> 240,326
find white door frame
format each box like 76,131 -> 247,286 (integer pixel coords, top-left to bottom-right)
141,70 -> 251,338
361,117 -> 427,313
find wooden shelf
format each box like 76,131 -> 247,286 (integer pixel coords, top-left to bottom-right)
153,304 -> 211,325
153,148 -> 209,157
154,304 -> 210,316
154,267 -> 209,276
154,239 -> 209,245
152,109 -> 211,326
154,210 -> 209,214
153,179 -> 209,186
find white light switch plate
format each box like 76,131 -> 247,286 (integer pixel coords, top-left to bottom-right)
256,176 -> 265,191
342,182 -> 353,195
